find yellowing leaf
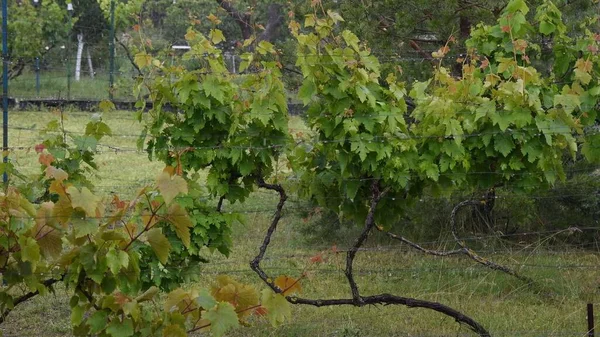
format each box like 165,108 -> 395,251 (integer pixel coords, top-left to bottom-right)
66,186 -> 100,217
209,29 -> 226,44
135,286 -> 159,303
327,10 -> 344,23
164,288 -> 189,312
134,52 -> 152,69
204,302 -> 239,337
260,289 -> 291,327
45,166 -> 68,182
53,197 -> 73,227
156,172 -> 188,205
146,228 -> 171,264
274,275 -> 302,295
36,227 -> 62,259
207,13 -> 222,25
162,324 -> 187,337
165,203 -> 193,248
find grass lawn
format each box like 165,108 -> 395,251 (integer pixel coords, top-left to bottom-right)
0,109 -> 599,336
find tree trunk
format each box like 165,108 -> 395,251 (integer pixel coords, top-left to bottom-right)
215,1 -> 283,44
75,34 -> 84,81
86,48 -> 94,79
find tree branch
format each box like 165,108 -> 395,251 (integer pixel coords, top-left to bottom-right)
0,275 -> 65,324
116,38 -> 142,76
216,0 -> 253,40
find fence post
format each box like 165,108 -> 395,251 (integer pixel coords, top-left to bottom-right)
108,0 -> 115,100
589,303 -> 595,337
2,0 -> 8,184
66,3 -> 73,101
35,57 -> 40,97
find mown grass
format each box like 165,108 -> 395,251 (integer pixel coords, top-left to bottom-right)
0,110 -> 599,337
9,72 -> 135,101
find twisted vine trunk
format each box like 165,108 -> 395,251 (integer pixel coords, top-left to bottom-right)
251,179 -> 491,336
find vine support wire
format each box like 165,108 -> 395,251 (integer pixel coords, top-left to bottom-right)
2,0 -> 7,184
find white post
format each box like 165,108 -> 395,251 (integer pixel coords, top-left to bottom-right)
86,47 -> 94,79
75,33 -> 84,81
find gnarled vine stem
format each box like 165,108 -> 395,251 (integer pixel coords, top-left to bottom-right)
379,200 -> 533,285
251,179 -> 491,337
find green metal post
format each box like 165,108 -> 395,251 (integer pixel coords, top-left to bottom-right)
108,0 -> 115,100
66,3 -> 73,101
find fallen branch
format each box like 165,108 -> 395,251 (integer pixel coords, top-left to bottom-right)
251,179 -> 491,336
379,200 -> 533,285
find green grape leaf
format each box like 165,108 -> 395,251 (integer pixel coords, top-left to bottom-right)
88,310 -> 108,334
106,318 -> 134,337
260,289 -> 291,327
106,248 -> 129,275
196,288 -> 217,310
204,302 -> 239,337
163,324 -> 187,337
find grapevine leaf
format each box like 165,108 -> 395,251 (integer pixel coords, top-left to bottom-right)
134,52 -> 152,69
19,237 -> 40,264
88,310 -> 108,334
36,227 -> 62,258
539,21 -> 555,35
298,80 -> 316,105
164,288 -> 189,312
204,302 -> 239,337
71,305 -> 85,326
196,288 -> 217,310
45,166 -> 68,182
106,248 -> 129,275
157,172 -> 188,205
135,286 -> 159,303
106,318 -> 134,337
209,29 -> 226,44
261,289 -> 291,327
274,275 -> 302,295
66,186 -> 100,217
165,204 -> 193,248
342,30 -> 360,51
494,133 -> 515,157
146,228 -> 171,264
345,180 -> 360,201
162,324 -> 187,337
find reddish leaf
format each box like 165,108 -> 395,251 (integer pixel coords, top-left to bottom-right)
34,144 -> 45,153
254,306 -> 268,316
310,254 -> 323,263
39,153 -> 54,166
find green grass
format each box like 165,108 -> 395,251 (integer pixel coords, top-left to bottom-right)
9,72 -> 136,101
0,110 -> 599,336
